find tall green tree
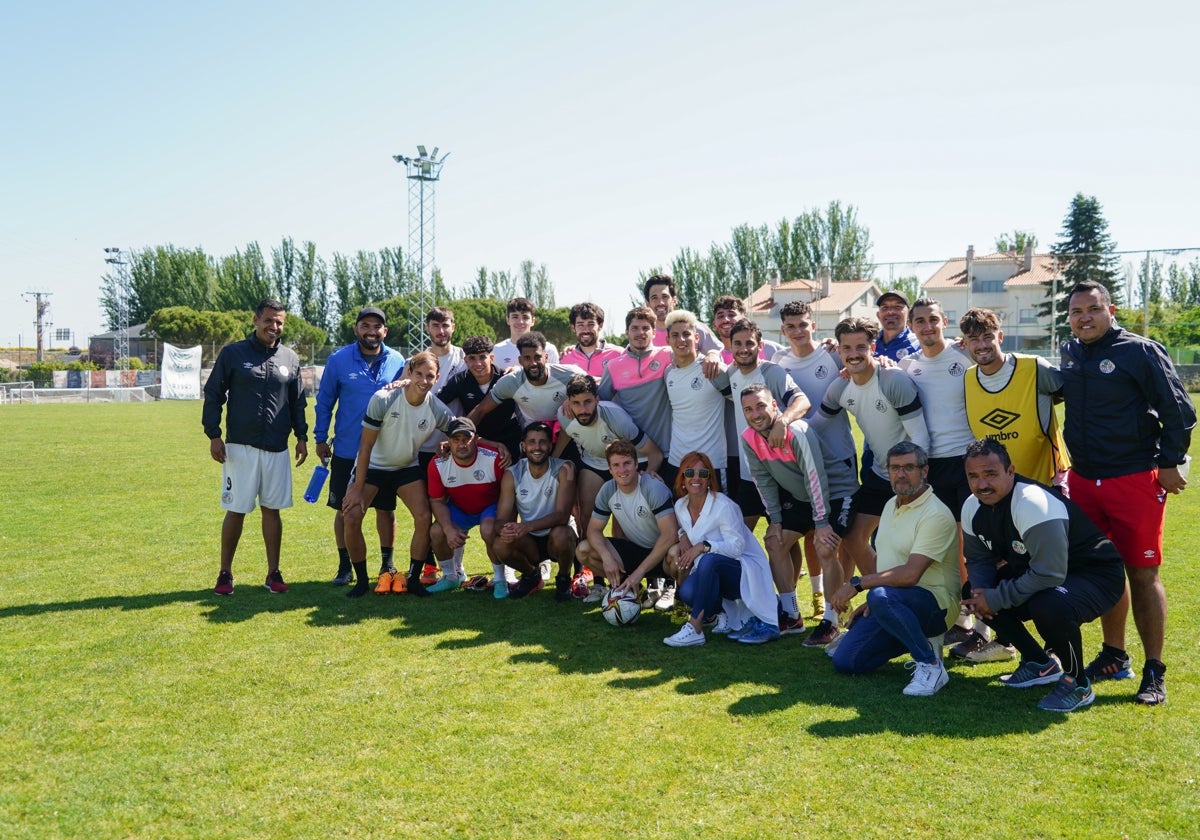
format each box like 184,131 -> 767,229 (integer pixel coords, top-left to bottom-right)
1042,193 -> 1122,345
294,241 -> 329,330
788,200 -> 874,281
101,245 -> 216,328
213,242 -> 271,313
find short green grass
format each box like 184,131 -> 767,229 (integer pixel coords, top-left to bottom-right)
0,401 -> 1197,839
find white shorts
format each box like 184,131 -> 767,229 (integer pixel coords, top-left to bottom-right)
221,443 -> 293,513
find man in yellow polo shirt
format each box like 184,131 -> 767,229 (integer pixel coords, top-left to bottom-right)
827,442 -> 960,697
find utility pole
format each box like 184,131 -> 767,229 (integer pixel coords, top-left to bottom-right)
22,291 -> 52,362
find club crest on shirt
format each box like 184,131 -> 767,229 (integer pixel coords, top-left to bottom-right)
1099,359 -> 1116,374
278,365 -> 289,377
949,362 -> 965,376
1011,540 -> 1027,554
875,399 -> 889,413
473,469 -> 485,481
649,361 -> 661,371
690,376 -> 703,390
815,365 -> 830,379
418,419 -> 429,430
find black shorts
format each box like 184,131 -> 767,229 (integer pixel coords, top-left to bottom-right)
608,537 -> 664,579
928,455 -> 970,522
779,492 -> 815,536
328,456 -> 397,511
828,495 -> 853,537
530,532 -> 551,560
851,469 -> 894,519
360,464 -> 424,502
579,461 -> 613,483
727,458 -> 766,519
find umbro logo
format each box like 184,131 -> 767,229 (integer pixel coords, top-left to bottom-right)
981,409 -> 1020,431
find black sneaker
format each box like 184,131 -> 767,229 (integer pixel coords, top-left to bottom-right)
1135,661 -> 1167,705
332,567 -> 354,586
1083,645 -> 1133,681
554,574 -> 572,602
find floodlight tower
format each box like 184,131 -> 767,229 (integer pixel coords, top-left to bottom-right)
104,247 -> 131,371
392,146 -> 449,352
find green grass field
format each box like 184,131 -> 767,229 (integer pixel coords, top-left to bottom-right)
1,401 -> 1197,839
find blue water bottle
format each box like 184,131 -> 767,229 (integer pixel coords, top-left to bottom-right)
303,462 -> 330,503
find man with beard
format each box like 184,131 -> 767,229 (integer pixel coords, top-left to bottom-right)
771,300 -> 857,620
739,383 -> 851,644
873,290 -> 920,362
560,302 -> 622,378
712,295 -> 784,364
827,442 -> 959,697
711,318 -> 811,631
415,306 -> 468,584
1060,280 -> 1195,705
643,274 -> 721,353
555,374 -> 663,528
819,318 -> 930,591
494,421 -> 578,601
961,438 -> 1126,712
314,306 -> 406,586
203,298 -> 308,596
425,418 -> 506,594
959,307 -> 1068,486
468,332 -> 582,430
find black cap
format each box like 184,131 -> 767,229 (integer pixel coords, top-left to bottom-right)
446,417 -> 476,437
876,290 -> 909,308
356,306 -> 387,325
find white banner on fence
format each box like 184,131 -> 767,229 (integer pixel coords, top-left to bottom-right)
161,343 -> 202,399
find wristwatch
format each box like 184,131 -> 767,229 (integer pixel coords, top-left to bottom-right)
850,575 -> 864,593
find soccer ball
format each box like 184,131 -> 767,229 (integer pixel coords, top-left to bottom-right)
601,588 -> 642,626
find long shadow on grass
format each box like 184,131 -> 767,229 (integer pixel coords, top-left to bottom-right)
0,581 -> 417,626
377,591 -> 1065,739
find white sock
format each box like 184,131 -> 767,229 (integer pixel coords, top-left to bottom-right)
977,622 -> 993,642
779,591 -> 800,620
439,558 -> 457,578
955,612 -> 974,631
492,563 -> 506,581
451,546 -> 465,577
824,604 -> 839,624
809,575 -> 823,595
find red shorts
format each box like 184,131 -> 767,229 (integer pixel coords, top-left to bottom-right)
1065,468 -> 1165,568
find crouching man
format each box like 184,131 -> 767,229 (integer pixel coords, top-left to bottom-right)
960,438 -> 1125,712
828,442 -> 960,697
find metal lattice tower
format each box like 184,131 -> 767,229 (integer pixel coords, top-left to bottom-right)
104,247 -> 131,371
392,146 -> 448,353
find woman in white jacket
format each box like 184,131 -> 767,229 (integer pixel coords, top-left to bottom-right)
663,451 -> 780,647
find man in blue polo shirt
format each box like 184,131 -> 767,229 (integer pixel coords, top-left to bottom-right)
314,306 -> 406,585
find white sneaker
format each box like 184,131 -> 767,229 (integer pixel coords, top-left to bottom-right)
583,584 -> 607,604
664,623 -> 705,647
654,579 -> 677,610
903,660 -> 949,696
709,613 -> 738,634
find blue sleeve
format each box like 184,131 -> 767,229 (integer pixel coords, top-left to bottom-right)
314,352 -> 341,444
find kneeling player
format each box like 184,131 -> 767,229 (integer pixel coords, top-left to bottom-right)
494,422 -> 578,600
576,440 -> 679,604
426,417 -> 506,593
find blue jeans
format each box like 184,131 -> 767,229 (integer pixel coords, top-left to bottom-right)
677,553 -> 741,621
832,585 -> 948,673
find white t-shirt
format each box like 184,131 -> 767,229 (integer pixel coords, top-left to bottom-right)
900,344 -> 975,458
664,358 -> 727,466
492,338 -> 559,372
363,386 -> 455,470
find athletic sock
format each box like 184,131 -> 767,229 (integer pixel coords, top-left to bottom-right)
451,545 -> 466,577
380,545 -> 394,570
346,561 -> 370,598
955,612 -> 974,631
823,605 -> 840,624
808,575 -> 822,595
407,559 -> 431,597
779,590 -> 800,620
336,547 -> 351,575
492,562 -> 507,582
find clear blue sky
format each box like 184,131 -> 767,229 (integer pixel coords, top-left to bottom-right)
3,1 -> 1198,348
